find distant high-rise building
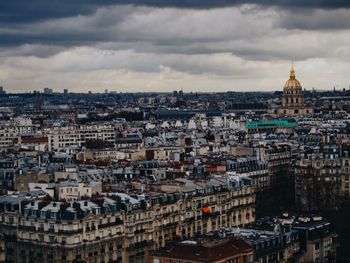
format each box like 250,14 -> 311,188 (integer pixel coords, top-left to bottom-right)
43,87 -> 53,94
63,89 -> 68,95
0,86 -> 6,94
105,89 -> 108,94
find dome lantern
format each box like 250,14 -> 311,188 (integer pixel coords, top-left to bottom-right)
290,63 -> 295,80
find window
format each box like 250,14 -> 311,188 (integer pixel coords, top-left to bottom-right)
315,242 -> 320,250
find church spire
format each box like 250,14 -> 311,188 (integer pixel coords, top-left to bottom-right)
290,62 -> 295,80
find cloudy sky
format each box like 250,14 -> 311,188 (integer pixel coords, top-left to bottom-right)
1,0 -> 350,93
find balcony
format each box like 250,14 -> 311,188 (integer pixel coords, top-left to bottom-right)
18,225 -> 36,232
126,240 -> 153,250
99,219 -> 124,229
135,229 -> 145,234
202,211 -> 220,219
161,221 -> 179,229
162,212 -> 172,217
58,228 -> 83,235
185,217 -> 195,223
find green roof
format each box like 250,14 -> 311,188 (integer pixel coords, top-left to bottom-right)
245,120 -> 298,129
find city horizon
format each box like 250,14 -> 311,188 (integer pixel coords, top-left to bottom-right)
0,87 -> 346,95
1,66 -> 349,95
1,64 -> 350,93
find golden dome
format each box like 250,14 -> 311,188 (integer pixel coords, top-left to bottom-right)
284,64 -> 302,91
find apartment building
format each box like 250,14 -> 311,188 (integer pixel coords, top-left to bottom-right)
85,149 -> 126,161
294,144 -> 350,211
256,145 -> 292,187
0,126 -> 18,149
340,145 -> 350,197
151,237 -> 254,263
256,144 -> 294,213
0,233 -> 4,263
293,219 -> 337,262
217,227 -> 301,263
120,176 -> 256,262
0,196 -> 124,263
0,176 -> 256,263
0,196 -> 23,263
46,125 -> 115,151
57,181 -> 102,201
227,158 -> 269,192
19,135 -> 48,151
0,117 -> 35,149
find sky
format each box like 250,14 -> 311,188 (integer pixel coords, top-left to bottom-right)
1,0 -> 350,93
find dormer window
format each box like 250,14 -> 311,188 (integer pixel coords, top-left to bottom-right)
25,208 -> 30,216
41,211 -> 46,219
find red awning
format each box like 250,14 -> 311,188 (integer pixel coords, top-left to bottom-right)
202,207 -> 211,213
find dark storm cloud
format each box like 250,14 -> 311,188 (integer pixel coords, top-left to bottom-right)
0,4 -> 348,61
0,1 -> 113,24
277,8 -> 350,30
0,0 -> 350,24
0,1 -> 349,50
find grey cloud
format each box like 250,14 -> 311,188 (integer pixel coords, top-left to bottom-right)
277,8 -> 350,30
1,0 -> 350,25
1,3 -> 350,54
1,2 -> 350,92
0,5 -> 349,71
